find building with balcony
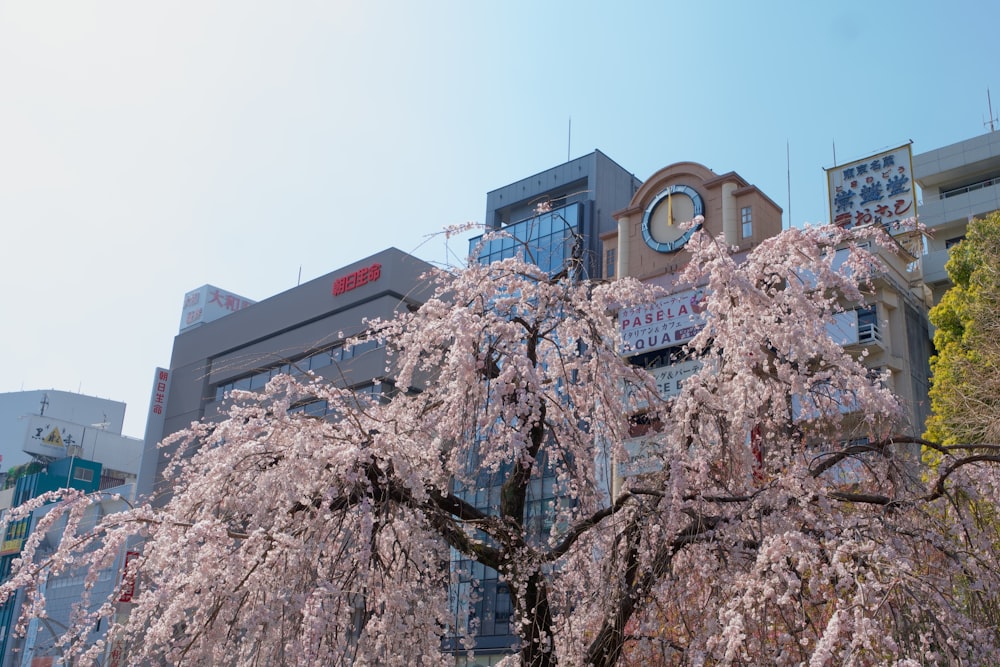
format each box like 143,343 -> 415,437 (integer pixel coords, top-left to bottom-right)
606,159 -> 933,485
827,242 -> 933,438
914,130 -> 1000,305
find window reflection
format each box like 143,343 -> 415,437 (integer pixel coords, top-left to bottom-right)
469,202 -> 582,276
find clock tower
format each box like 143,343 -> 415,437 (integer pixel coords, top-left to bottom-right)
604,161 -> 783,283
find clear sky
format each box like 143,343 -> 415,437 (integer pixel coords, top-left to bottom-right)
2,1 -> 997,439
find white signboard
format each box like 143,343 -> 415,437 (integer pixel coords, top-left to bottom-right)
626,356 -> 706,414
22,415 -> 85,458
619,288 -> 707,356
826,145 -> 915,232
619,436 -> 663,477
179,285 -> 256,333
648,358 -> 703,400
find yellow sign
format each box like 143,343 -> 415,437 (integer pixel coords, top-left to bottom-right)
0,538 -> 24,556
42,427 -> 64,447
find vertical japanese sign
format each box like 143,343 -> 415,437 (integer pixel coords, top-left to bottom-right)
826,145 -> 915,232
118,550 -> 141,603
136,367 -> 171,499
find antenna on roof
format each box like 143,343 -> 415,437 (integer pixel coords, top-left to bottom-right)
786,140 -> 792,230
985,89 -> 998,132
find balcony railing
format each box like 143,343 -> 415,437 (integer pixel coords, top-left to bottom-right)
940,176 -> 1000,200
856,319 -> 883,346
827,308 -> 883,347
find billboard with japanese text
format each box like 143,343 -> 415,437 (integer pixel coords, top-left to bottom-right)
618,288 -> 707,356
21,415 -> 86,458
826,145 -> 915,232
625,356 -> 704,412
648,358 -> 703,400
179,285 -> 256,333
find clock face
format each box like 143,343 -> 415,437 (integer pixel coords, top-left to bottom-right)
641,184 -> 704,253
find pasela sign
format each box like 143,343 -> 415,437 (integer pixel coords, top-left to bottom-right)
619,288 -> 707,355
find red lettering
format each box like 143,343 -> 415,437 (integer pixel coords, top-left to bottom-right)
333,263 -> 384,297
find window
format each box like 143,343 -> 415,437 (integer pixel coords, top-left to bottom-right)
605,248 -> 616,279
73,467 -> 94,483
741,206 -> 753,238
249,369 -> 271,390
945,236 -> 965,249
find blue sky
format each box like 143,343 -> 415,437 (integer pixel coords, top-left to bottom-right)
1,1 -> 997,438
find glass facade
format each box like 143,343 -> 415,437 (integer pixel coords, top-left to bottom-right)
445,455 -> 560,653
452,207 -> 582,656
213,340 -> 384,402
469,203 -> 582,275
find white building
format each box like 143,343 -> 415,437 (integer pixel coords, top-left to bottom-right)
914,130 -> 1000,305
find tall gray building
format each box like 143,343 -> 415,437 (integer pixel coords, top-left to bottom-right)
141,247 -> 435,502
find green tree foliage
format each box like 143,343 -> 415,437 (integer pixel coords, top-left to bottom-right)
926,212 -> 1000,445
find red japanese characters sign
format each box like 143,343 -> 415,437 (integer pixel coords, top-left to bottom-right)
150,369 -> 169,418
118,550 -> 140,603
332,263 -> 381,296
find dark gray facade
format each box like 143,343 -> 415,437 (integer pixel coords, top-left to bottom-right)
453,151 -> 640,661
477,150 -> 641,279
143,247 -> 434,502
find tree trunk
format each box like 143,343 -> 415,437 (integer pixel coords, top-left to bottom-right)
514,569 -> 557,667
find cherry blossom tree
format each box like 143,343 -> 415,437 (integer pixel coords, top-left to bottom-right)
3,223 -> 1000,666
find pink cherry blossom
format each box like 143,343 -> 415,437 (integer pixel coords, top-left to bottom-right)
2,224 -> 999,666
